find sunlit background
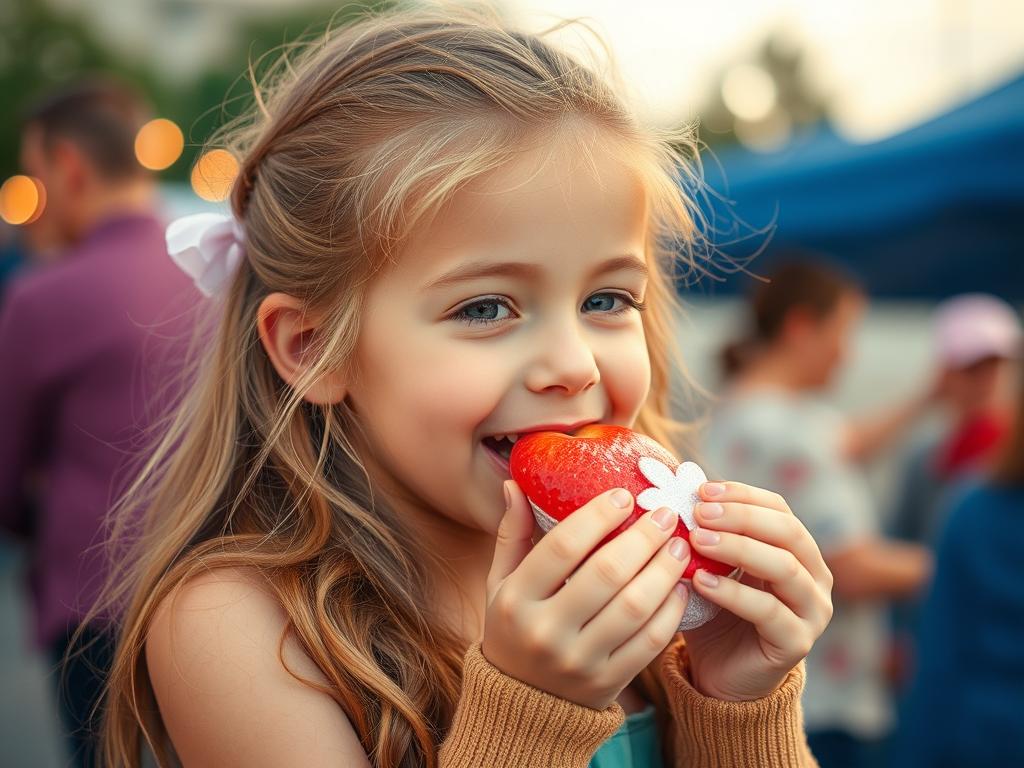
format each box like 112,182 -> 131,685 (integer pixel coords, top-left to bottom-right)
4,0 -> 1022,214
1,1 -> 1022,765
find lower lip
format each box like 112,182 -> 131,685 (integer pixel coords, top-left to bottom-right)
482,441 -> 511,476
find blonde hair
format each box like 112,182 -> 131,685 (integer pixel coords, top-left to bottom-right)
95,3 -> 707,765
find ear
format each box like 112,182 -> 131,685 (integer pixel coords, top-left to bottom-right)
256,292 -> 347,405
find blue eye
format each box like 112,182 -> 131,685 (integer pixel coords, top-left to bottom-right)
450,296 -> 512,325
584,293 -> 646,315
452,288 -> 643,325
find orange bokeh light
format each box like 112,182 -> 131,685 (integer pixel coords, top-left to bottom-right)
190,149 -> 239,202
135,118 -> 185,171
0,175 -> 46,226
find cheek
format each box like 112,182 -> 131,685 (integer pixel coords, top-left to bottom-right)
352,330 -> 511,522
406,358 -> 502,436
602,330 -> 651,422
355,325 -> 507,456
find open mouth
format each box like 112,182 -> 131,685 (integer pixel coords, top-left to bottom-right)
482,423 -> 596,465
482,434 -> 521,462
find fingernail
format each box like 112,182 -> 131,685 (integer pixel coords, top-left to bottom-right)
703,482 -> 726,498
696,570 -> 720,588
698,502 -> 724,519
693,528 -> 720,546
673,582 -> 688,600
652,506 -> 677,530
610,488 -> 632,508
503,481 -> 512,512
669,537 -> 689,561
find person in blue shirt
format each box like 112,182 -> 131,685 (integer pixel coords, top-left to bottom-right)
895,343 -> 1024,767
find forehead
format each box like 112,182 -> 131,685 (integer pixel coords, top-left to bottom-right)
395,130 -> 649,286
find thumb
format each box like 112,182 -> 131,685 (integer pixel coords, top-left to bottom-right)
487,479 -> 535,597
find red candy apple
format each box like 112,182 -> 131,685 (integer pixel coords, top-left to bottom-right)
509,425 -> 736,630
508,424 -> 731,579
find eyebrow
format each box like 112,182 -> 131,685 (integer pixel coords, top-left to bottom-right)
422,254 -> 649,292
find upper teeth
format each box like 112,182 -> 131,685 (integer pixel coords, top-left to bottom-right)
493,434 -> 520,443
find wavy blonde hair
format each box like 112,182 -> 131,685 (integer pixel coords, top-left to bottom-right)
94,3 -> 707,765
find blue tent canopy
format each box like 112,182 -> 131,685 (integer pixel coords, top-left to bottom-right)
692,72 -> 1024,300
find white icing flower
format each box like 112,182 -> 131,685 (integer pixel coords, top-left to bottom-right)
525,455 -> 723,631
634,458 -> 721,631
634,457 -> 707,531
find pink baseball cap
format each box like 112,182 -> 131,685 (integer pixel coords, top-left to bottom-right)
933,293 -> 1022,368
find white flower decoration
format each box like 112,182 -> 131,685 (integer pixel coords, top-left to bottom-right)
635,458 -> 707,531
635,457 -> 724,631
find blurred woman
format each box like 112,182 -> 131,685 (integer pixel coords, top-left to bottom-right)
702,259 -> 933,768
891,293 -> 1021,548
896,355 -> 1024,767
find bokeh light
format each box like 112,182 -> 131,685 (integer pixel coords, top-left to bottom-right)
0,175 -> 46,226
190,149 -> 239,202
134,118 -> 184,171
721,64 -> 778,123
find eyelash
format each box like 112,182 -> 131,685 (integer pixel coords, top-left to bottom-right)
450,292 -> 647,327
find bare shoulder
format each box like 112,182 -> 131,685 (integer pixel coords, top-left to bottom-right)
147,566 -> 371,767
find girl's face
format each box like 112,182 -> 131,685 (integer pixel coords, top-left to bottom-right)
345,134 -> 652,536
788,291 -> 864,390
812,291 -> 864,389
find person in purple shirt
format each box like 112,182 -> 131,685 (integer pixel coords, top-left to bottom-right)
0,77 -> 199,767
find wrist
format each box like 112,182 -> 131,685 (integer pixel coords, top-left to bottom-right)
662,651 -> 812,767
685,650 -> 788,702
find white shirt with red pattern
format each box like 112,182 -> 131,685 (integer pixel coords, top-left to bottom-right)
702,389 -> 894,739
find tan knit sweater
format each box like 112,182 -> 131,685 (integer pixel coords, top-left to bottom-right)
439,635 -> 818,767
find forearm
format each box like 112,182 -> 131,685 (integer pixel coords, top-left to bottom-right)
828,540 -> 933,601
843,394 -> 930,463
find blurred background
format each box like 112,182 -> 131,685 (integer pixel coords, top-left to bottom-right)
1,1 -> 1021,766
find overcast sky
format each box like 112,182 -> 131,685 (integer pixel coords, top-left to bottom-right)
504,0 -> 1024,141
49,0 -> 1024,143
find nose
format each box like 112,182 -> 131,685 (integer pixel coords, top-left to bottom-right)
524,314 -> 601,395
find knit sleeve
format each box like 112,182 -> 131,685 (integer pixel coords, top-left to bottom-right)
438,641 -> 625,767
656,639 -> 818,768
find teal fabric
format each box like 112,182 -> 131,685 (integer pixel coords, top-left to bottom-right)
589,704 -> 663,767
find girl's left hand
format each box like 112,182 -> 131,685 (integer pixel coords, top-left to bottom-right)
681,481 -> 833,701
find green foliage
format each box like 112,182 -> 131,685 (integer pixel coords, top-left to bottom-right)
1,0 -> 123,176
1,0 -> 390,181
2,0 -> 830,182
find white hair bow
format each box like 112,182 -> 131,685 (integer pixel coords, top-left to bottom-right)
166,212 -> 246,298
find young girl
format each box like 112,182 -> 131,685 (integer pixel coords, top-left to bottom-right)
95,6 -> 832,766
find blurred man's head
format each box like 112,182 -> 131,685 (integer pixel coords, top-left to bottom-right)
19,77 -> 155,249
933,294 -> 1022,416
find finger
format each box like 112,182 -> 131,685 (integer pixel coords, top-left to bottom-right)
690,569 -> 811,656
700,481 -> 792,514
487,480 -> 537,597
553,505 -> 682,625
606,579 -> 688,677
576,535 -> 691,651
694,501 -> 831,588
518,487 -> 637,600
688,528 -> 828,623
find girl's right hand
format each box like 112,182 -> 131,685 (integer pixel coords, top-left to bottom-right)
481,479 -> 692,710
